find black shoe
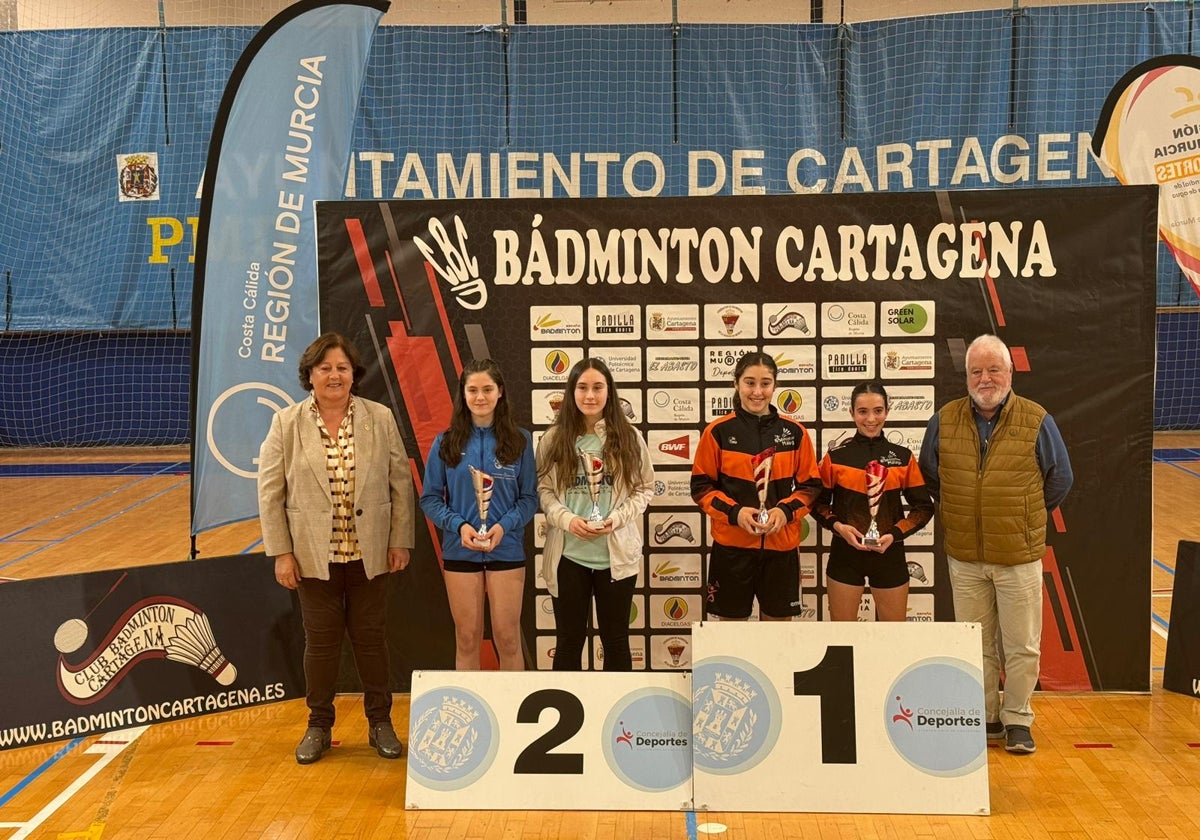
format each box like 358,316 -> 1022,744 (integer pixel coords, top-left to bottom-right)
986,720 -> 1006,740
295,726 -> 331,765
1005,725 -> 1036,754
369,721 -> 405,759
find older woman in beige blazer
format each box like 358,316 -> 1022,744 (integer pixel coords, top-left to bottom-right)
257,333 -> 414,765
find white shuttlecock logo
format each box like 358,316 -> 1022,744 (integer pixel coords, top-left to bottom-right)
165,612 -> 238,685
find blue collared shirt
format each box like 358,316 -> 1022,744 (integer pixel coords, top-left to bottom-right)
918,395 -> 1073,511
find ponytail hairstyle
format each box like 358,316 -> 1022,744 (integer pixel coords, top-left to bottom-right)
849,380 -> 889,412
537,358 -> 644,496
731,351 -> 778,409
439,359 -> 527,467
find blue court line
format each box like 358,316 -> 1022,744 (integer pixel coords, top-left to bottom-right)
1162,460 -> 1200,480
1152,448 -> 1200,463
0,462 -> 188,478
1,472 -> 173,542
686,810 -> 698,840
241,538 -> 263,554
0,476 -> 189,573
1153,612 -> 1170,631
0,736 -> 84,808
1154,558 -> 1176,576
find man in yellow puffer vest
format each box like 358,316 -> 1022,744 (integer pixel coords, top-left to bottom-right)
919,335 -> 1073,756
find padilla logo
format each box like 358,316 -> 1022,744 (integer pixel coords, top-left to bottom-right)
544,350 -> 570,375
658,435 -> 691,460
56,595 -> 237,705
413,215 -> 487,310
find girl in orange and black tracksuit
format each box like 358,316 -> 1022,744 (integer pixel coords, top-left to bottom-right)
692,401 -> 822,619
814,429 -> 934,619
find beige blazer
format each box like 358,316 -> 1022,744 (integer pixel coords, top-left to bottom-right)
257,395 -> 415,580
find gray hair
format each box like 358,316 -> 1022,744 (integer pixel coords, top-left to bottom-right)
965,334 -> 1013,371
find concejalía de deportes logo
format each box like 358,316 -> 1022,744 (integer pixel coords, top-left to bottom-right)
885,658 -> 986,777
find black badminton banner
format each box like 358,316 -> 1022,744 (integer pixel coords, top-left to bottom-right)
0,553 -> 304,750
316,186 -> 1157,692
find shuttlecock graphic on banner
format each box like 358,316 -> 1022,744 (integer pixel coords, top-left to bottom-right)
166,612 -> 238,685
57,596 -> 239,703
863,460 -> 888,546
469,465 -> 494,546
751,447 -> 775,527
1094,54 -> 1200,302
577,450 -> 606,525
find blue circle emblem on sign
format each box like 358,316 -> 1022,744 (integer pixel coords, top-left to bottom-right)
692,656 -> 781,774
885,658 -> 987,777
407,687 -> 499,790
602,688 -> 693,792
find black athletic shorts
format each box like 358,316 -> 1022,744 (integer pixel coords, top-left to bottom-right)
705,543 -> 801,619
825,550 -> 909,589
442,558 -> 526,574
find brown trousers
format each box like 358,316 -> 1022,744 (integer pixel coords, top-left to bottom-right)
296,560 -> 391,728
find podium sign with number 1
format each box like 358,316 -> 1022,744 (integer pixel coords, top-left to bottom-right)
691,621 -> 989,815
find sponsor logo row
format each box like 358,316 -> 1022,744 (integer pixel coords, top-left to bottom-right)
532,343 -> 935,387
531,592 -> 938,671
531,301 -> 935,342
530,383 -> 936,427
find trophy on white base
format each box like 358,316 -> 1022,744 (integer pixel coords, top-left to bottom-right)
469,465 -> 494,546
751,447 -> 776,527
863,459 -> 888,546
577,450 -> 606,526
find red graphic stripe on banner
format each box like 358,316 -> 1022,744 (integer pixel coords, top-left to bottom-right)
1040,546 -> 1093,690
345,218 -> 384,307
411,466 -> 444,569
480,640 -> 500,670
973,229 -> 1006,327
1010,346 -> 1031,372
1052,507 -> 1067,533
386,323 -> 453,461
393,247 -> 417,328
424,262 -> 463,377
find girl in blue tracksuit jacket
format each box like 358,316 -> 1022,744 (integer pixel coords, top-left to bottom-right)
420,360 -> 537,671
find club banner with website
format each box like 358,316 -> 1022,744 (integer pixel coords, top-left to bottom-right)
315,185 -> 1156,692
0,554 -> 304,750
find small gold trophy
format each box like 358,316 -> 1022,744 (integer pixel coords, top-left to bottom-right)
863,459 -> 888,546
577,450 -> 606,526
751,447 -> 776,527
468,465 -> 494,546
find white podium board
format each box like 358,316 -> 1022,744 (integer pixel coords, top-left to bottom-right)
405,670 -> 693,811
691,621 -> 989,815
406,622 -> 989,815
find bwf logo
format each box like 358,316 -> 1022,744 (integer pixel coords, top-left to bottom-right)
658,436 -> 691,459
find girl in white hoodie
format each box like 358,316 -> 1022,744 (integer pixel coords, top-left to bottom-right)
536,358 -> 654,671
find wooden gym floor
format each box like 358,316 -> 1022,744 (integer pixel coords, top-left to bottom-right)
0,434 -> 1198,839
